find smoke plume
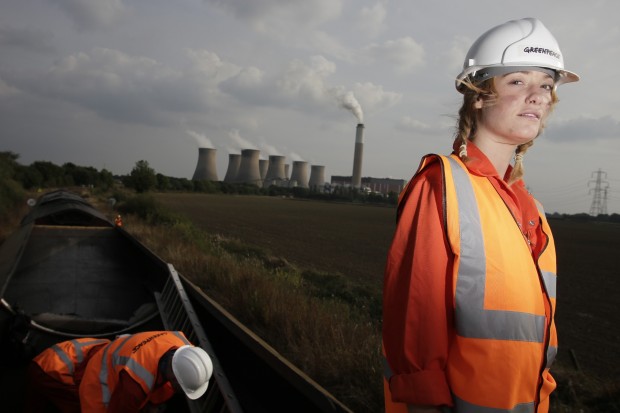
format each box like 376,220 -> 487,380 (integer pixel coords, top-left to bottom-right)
186,129 -> 214,148
337,90 -> 364,123
259,141 -> 282,156
228,129 -> 258,150
288,151 -> 304,162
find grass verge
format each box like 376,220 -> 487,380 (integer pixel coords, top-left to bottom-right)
115,194 -> 384,412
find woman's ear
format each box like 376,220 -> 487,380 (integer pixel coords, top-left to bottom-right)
474,94 -> 484,109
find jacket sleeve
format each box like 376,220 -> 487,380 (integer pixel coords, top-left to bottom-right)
382,161 -> 454,407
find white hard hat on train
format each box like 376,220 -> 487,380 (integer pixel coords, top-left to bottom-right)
172,345 -> 213,400
456,17 -> 579,92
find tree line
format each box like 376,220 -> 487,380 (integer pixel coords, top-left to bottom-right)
0,151 -> 400,205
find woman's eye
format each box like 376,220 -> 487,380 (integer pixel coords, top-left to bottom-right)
542,84 -> 554,91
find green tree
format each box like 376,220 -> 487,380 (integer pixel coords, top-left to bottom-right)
0,152 -> 26,222
32,161 -> 64,187
97,168 -> 115,191
0,151 -> 19,181
129,160 -> 157,193
156,173 -> 170,191
15,165 -> 43,189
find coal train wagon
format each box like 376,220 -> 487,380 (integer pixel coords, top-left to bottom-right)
0,189 -> 352,412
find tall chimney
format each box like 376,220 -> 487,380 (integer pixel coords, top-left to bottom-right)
309,165 -> 325,190
236,149 -> 262,186
224,153 -> 241,183
285,164 -> 290,179
289,161 -> 309,188
352,123 -> 364,188
192,147 -> 218,181
263,155 -> 287,188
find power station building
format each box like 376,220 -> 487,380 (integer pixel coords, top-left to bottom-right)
330,176 -> 406,195
190,123 -> 405,194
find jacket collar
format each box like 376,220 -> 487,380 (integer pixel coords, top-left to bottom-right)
451,138 -> 514,182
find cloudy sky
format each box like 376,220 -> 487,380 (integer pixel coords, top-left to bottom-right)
1,0 -> 619,214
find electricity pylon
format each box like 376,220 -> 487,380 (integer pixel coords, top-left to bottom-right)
588,169 -> 609,216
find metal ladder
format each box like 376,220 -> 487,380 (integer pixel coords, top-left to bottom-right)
155,264 -> 244,413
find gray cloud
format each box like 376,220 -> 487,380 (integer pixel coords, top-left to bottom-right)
355,3 -> 387,38
362,37 -> 426,74
207,0 -> 343,31
6,48 -> 221,126
50,0 -> 128,31
0,24 -> 55,53
545,116 -> 620,142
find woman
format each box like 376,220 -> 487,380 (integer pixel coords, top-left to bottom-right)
382,18 -> 579,413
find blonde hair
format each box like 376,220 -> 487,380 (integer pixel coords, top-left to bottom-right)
455,77 -> 558,184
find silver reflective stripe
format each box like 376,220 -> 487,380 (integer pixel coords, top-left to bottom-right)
530,193 -> 557,299
51,344 -> 75,375
541,271 -> 556,299
99,332 -> 187,406
446,157 -> 545,343
113,355 -> 155,389
547,346 -> 557,368
51,338 -> 108,376
454,395 -> 534,413
100,335 -> 133,407
73,338 -> 109,363
171,330 -> 191,345
73,340 -> 84,363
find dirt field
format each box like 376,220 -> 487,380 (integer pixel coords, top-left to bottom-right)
155,193 -> 395,287
547,219 -> 620,383
155,193 -> 619,386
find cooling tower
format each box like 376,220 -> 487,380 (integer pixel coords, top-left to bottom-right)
352,123 -> 364,188
192,147 -> 218,181
289,161 -> 309,189
224,153 -> 241,183
236,149 -> 262,186
259,159 -> 269,181
309,165 -> 325,189
263,155 -> 287,188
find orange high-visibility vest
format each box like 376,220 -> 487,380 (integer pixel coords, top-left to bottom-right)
33,338 -> 111,386
384,154 -> 557,413
79,331 -> 191,413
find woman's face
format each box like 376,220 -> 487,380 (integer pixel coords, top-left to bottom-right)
474,70 -> 554,146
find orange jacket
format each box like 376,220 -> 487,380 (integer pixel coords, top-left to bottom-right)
33,338 -> 111,386
79,331 -> 191,413
383,145 -> 557,412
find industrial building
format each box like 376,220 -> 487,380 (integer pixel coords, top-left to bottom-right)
190,122 -> 405,194
330,176 -> 406,195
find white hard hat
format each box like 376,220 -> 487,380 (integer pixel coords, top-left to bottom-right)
456,18 -> 579,92
171,345 -> 213,400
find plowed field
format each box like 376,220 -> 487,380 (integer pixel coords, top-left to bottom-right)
155,193 -> 620,384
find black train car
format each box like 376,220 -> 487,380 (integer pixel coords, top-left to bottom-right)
0,190 -> 352,413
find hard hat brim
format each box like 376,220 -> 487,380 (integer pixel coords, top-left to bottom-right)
456,64 -> 580,92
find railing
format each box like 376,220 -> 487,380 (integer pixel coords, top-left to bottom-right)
155,264 -> 244,413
